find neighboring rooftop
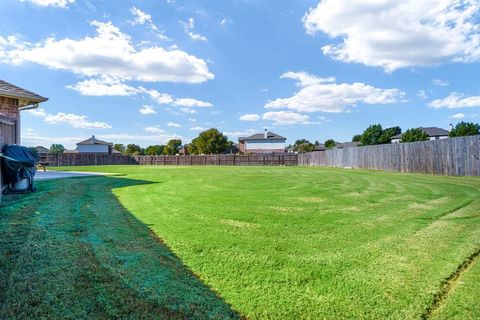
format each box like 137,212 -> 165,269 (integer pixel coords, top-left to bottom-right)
239,131 -> 286,141
391,127 -> 449,139
34,146 -> 50,154
335,141 -> 362,149
77,135 -> 112,146
0,80 -> 48,106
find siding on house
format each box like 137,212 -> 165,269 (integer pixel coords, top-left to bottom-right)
244,140 -> 286,153
77,144 -> 110,154
238,131 -> 287,154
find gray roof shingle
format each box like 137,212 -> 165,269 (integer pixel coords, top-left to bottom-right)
238,131 -> 286,141
0,80 -> 48,104
391,127 -> 449,139
77,135 -> 112,146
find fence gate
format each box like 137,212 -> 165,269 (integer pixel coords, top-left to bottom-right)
0,117 -> 17,200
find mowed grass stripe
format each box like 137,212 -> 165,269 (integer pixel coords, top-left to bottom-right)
44,166 -> 480,318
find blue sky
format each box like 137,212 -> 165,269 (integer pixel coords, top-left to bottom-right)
0,0 -> 479,149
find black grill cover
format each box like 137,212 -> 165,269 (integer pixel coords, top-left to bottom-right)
1,145 -> 37,185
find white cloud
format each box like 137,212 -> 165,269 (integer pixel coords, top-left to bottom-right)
128,6 -> 169,40
144,126 -> 166,133
139,105 -> 157,115
22,129 -> 82,149
450,113 -> 465,119
25,108 -> 48,117
44,113 -> 111,129
98,132 -> 180,146
167,122 -> 181,127
417,90 -> 427,99
432,79 -> 449,86
429,93 -> 480,109
239,114 -> 260,122
129,7 -> 157,31
20,0 -> 74,8
1,20 -> 213,83
220,18 -> 228,26
173,98 -> 213,107
303,0 -> 480,72
281,71 -> 335,87
180,108 -> 197,114
26,108 -> 111,129
188,118 -> 197,122
68,77 -> 138,96
266,71 -> 404,113
190,126 -> 206,131
67,79 -> 212,111
262,111 -> 309,125
223,129 -> 257,138
180,18 -> 208,41
140,88 -> 174,104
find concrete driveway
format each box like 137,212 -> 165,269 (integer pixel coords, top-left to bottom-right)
35,171 -> 107,180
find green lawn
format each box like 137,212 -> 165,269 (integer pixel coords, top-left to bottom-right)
2,166 -> 480,319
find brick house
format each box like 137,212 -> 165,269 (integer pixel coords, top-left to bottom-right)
0,80 -> 48,197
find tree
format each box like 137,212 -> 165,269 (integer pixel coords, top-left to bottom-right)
190,129 -> 230,154
163,139 -> 183,155
449,122 -> 480,137
296,143 -> 315,153
293,139 -> 314,152
126,144 -> 142,155
324,139 -> 336,148
378,126 -> 401,144
188,140 -> 199,155
145,145 -> 165,156
113,144 -> 126,154
49,144 -> 65,154
400,128 -> 429,143
359,124 -> 383,146
352,134 -> 361,142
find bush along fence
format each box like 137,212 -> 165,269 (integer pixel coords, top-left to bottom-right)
43,153 -> 298,167
298,135 -> 480,176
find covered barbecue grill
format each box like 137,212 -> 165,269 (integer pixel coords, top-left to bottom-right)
1,145 -> 38,194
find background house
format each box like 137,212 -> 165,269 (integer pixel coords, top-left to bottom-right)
68,135 -> 115,154
391,127 -> 449,143
238,130 -> 286,154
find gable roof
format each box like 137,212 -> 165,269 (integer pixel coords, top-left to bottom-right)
391,127 -> 449,139
335,141 -> 362,148
0,80 -> 48,106
34,146 -> 50,153
77,135 -> 112,146
238,131 -> 286,141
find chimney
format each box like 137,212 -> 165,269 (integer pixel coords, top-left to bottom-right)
264,129 -> 268,139
449,123 -> 453,132
92,134 -> 95,143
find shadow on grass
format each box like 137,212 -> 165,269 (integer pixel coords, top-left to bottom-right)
0,176 -> 239,319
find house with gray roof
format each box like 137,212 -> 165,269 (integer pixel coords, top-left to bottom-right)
391,127 -> 449,143
69,135 -> 115,154
238,130 -> 286,154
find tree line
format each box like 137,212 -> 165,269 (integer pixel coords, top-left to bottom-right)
289,121 -> 480,153
116,128 -> 234,155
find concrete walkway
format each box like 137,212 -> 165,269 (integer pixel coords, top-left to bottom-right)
35,170 -> 107,180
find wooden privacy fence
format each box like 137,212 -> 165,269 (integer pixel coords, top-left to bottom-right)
133,154 -> 298,166
44,153 -> 298,167
298,135 -> 480,176
43,154 -> 138,166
